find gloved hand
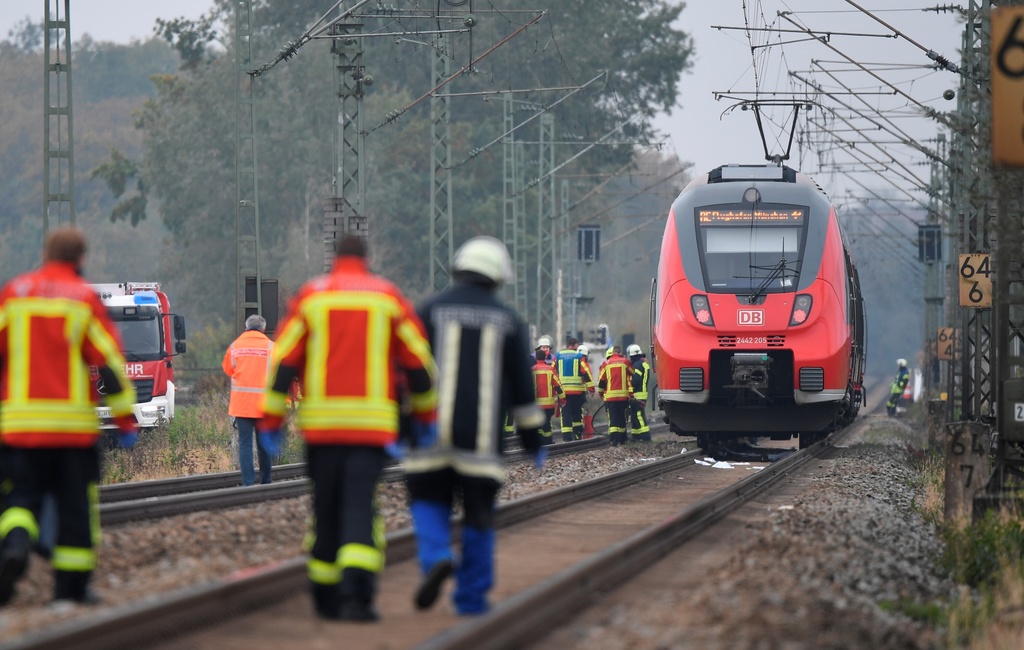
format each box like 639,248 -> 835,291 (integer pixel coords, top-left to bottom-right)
412,420 -> 438,447
384,442 -> 405,460
532,446 -> 548,470
258,429 -> 283,457
114,415 -> 138,449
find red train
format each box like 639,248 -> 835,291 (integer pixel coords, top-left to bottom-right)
651,164 -> 866,448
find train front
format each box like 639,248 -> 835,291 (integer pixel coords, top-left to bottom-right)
653,165 -> 852,440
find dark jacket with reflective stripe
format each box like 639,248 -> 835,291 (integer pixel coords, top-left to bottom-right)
405,282 -> 543,482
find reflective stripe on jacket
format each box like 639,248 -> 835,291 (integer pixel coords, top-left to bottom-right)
263,257 -> 437,446
598,356 -> 633,401
631,359 -> 651,401
0,262 -> 136,447
533,362 -> 563,407
222,329 -> 273,418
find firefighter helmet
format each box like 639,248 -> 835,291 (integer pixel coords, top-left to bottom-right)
627,344 -> 643,357
578,344 -> 589,356
537,336 -> 552,348
452,236 -> 513,285
897,358 -> 907,368
605,347 -> 615,358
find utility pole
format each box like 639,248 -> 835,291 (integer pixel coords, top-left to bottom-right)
430,30 -> 454,291
502,92 -> 527,315
951,1 -> 993,423
535,112 -> 556,337
235,0 -> 263,335
984,0 -> 1024,508
923,134 -> 948,394
325,21 -> 367,271
43,0 -> 75,235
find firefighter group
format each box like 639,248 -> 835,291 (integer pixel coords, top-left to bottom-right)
534,336 -> 652,446
0,229 -> 656,625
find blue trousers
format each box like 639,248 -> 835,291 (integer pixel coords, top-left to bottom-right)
236,417 -> 272,486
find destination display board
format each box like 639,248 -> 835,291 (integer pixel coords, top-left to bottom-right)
697,207 -> 806,225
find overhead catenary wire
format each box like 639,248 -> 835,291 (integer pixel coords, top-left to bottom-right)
841,0 -> 961,75
776,10 -> 954,131
364,11 -> 547,135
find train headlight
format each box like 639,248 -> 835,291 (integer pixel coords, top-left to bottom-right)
690,295 -> 714,326
789,294 -> 813,325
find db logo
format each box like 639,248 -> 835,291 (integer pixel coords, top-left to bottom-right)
737,310 -> 764,326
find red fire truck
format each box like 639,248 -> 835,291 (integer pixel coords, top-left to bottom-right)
91,282 -> 187,428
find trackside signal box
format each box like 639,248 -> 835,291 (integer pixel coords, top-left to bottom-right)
1001,378 -> 1024,442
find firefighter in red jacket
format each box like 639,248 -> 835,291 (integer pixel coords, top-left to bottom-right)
532,348 -> 564,445
259,236 -> 437,622
598,346 -> 634,446
0,228 -> 138,606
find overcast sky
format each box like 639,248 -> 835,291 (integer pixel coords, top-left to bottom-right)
2,1 -> 964,203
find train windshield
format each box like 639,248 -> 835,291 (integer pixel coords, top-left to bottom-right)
108,305 -> 163,361
695,204 -> 807,294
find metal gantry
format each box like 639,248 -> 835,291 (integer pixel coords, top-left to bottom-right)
43,0 -> 75,234
535,112 -> 556,337
502,92 -> 528,315
430,31 -> 454,291
989,0 -> 1024,500
952,0 -> 994,422
325,21 -> 368,271
235,0 -> 263,335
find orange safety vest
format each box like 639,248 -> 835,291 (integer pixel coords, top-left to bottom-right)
263,257 -> 437,446
222,329 -> 273,418
598,356 -> 633,401
0,262 -> 136,448
533,362 -> 563,408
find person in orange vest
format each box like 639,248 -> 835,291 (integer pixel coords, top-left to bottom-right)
532,347 -> 564,445
259,235 -> 437,622
598,346 -> 634,446
0,228 -> 138,606
222,314 -> 275,486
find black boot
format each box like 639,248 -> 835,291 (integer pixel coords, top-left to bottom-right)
415,559 -> 453,610
311,583 -> 341,620
339,568 -> 379,622
0,527 -> 31,606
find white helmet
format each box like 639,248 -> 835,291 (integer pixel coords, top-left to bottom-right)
537,336 -> 552,348
577,344 -> 590,356
897,358 -> 907,368
452,236 -> 513,285
627,343 -> 643,357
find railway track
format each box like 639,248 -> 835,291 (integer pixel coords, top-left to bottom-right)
5,421 -> 820,650
98,430 -> 633,526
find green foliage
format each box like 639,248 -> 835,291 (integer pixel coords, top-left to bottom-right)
879,598 -> 947,626
154,15 -> 218,72
2,17 -> 43,52
942,511 -> 1024,587
101,391 -> 305,483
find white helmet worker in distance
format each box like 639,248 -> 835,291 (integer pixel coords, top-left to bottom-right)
577,344 -> 589,356
897,358 -> 907,368
626,344 -> 643,358
452,236 -> 513,286
537,336 -> 552,349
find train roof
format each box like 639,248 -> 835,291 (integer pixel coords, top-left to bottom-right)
684,164 -> 830,200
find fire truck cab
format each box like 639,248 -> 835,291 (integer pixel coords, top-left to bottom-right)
91,282 -> 186,428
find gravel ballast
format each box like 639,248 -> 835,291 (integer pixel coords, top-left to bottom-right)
0,421 -> 958,648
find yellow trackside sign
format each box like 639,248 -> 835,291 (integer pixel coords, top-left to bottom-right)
993,6 -> 1024,166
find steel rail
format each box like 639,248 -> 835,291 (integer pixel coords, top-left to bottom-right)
416,432 -> 844,650
7,439 -> 700,650
98,433 -> 629,526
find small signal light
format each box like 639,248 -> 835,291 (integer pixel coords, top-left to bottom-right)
789,294 -> 813,326
691,295 -> 714,326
